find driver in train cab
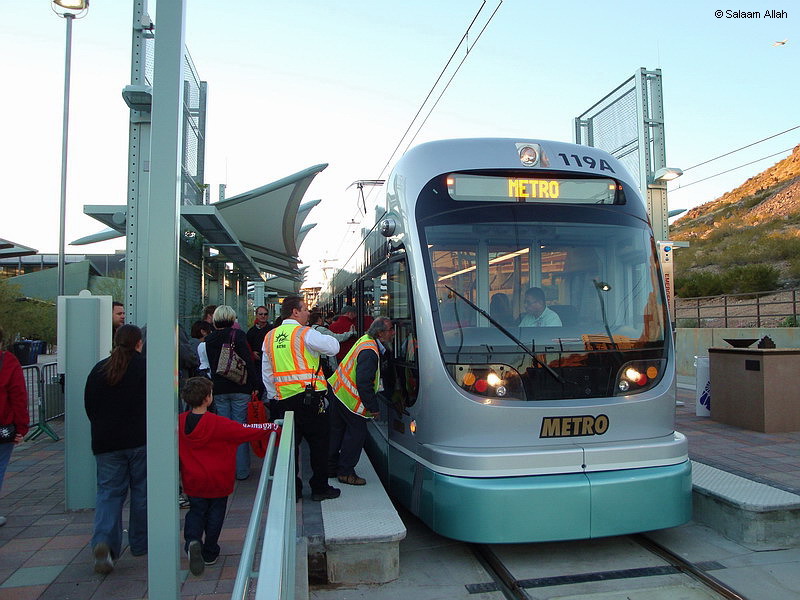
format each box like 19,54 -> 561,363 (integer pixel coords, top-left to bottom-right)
518,287 -> 562,327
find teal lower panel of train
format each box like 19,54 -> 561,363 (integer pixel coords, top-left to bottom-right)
366,433 -> 692,544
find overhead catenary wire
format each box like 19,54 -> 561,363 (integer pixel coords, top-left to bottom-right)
682,124 -> 799,172
356,1 -> 503,214
671,146 -> 795,192
331,1 -> 503,263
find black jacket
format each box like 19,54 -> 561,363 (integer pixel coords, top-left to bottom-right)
84,352 -> 147,455
204,327 -> 258,395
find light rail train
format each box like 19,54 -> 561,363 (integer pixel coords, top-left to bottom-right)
320,138 -> 691,543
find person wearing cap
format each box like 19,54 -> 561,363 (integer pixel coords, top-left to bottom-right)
328,316 -> 395,485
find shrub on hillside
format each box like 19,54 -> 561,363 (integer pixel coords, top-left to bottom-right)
675,272 -> 725,297
721,264 -> 780,293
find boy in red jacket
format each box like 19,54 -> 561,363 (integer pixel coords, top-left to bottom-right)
179,377 -> 273,576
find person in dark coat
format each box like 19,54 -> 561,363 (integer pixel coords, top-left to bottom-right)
84,324 -> 147,574
203,305 -> 259,480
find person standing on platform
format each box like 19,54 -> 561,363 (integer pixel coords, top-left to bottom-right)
204,306 -> 259,480
84,324 -> 147,574
111,302 -> 125,339
202,305 -> 218,325
0,325 -> 30,528
178,377 -> 273,576
328,317 -> 395,485
262,296 -> 341,501
329,305 -> 358,361
246,306 -> 272,363
309,310 -> 356,377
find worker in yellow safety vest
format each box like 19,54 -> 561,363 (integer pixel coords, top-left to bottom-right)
262,296 -> 341,502
328,316 -> 395,486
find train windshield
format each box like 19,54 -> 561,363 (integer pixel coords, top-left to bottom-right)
418,192 -> 668,402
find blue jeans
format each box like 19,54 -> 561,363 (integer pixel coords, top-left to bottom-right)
92,445 -> 147,558
214,393 -> 251,479
0,442 -> 13,495
184,496 -> 228,562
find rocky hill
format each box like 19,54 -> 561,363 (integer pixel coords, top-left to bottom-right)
672,144 -> 800,238
670,144 -> 800,295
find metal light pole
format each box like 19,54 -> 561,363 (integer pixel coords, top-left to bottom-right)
52,0 -> 89,297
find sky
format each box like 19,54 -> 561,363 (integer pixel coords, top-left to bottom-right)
1,1 -> 797,287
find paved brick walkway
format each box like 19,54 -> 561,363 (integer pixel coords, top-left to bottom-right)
676,384 -> 800,495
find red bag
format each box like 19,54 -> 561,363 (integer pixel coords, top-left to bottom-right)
246,392 -> 277,458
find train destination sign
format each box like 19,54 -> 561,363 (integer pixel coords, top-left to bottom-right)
446,173 -> 619,204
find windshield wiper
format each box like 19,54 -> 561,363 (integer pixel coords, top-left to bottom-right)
444,286 -> 567,385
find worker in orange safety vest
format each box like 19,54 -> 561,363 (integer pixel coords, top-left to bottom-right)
262,296 -> 341,502
327,316 -> 395,486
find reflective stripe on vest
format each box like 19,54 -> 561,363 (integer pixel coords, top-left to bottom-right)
264,323 -> 326,400
328,334 -> 380,417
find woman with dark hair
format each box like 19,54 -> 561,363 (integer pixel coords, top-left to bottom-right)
0,325 -> 30,528
203,305 -> 258,480
189,320 -> 212,377
84,324 -> 147,574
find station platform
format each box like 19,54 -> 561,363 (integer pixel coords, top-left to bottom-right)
2,379 -> 800,599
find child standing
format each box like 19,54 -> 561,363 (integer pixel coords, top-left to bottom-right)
179,377 -> 275,576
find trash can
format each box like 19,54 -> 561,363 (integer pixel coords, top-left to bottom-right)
11,340 -> 37,366
695,356 -> 711,417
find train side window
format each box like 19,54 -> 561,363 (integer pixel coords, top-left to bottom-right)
388,256 -> 419,408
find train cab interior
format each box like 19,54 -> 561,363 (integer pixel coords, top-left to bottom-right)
423,218 -> 669,401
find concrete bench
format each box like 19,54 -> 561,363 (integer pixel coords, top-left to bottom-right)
691,460 -> 800,550
320,454 -> 407,584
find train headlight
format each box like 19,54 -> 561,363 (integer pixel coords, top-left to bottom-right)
450,363 -> 522,400
615,359 -> 666,395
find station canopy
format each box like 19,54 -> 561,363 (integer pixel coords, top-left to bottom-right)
83,164 -> 327,293
0,238 -> 37,259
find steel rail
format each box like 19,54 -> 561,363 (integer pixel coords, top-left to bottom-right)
633,534 -> 749,600
471,544 -> 531,600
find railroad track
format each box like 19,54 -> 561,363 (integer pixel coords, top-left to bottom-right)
469,534 -> 748,600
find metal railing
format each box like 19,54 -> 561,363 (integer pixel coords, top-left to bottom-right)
21,362 -> 63,441
232,412 -> 296,600
676,288 -> 800,328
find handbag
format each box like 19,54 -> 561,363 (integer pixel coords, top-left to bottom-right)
247,391 -> 269,458
216,330 -> 248,386
0,352 -> 16,443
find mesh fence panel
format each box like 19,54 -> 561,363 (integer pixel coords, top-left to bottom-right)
141,38 -> 205,203
576,78 -> 640,184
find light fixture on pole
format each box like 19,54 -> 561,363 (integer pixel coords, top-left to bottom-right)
52,0 -> 90,297
653,167 -> 683,183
